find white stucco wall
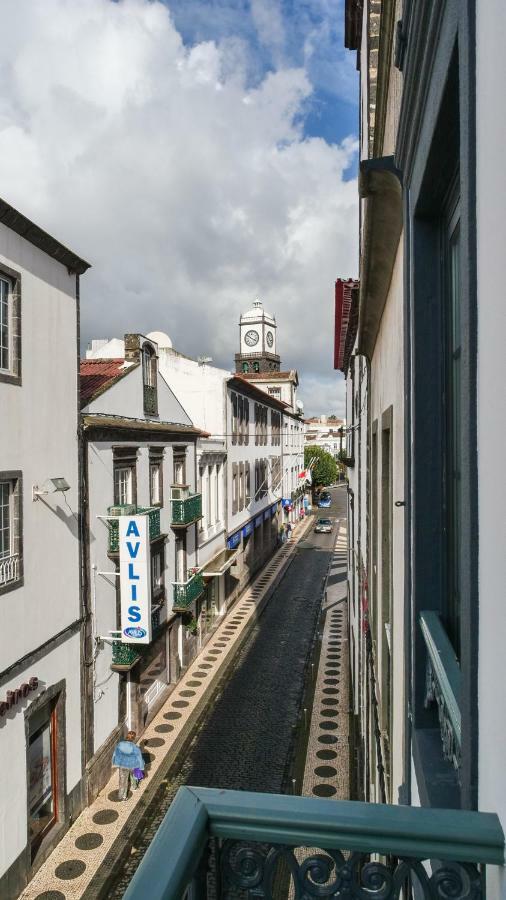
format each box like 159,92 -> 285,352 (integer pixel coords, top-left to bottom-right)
0,633 -> 82,875
369,241 -> 405,800
476,2 -> 506,895
83,364 -> 192,426
0,224 -> 83,878
157,348 -> 229,436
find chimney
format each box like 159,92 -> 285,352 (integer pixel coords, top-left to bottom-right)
124,333 -> 141,363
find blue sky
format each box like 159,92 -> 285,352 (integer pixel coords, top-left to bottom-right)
1,0 -> 359,416
165,0 -> 358,158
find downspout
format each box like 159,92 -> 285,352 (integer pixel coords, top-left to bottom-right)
402,183 -> 412,806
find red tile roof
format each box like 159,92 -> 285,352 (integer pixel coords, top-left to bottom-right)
80,359 -> 132,406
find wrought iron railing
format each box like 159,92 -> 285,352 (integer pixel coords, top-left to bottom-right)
420,610 -> 461,771
0,553 -> 19,587
122,787 -> 504,899
173,573 -> 205,611
111,640 -> 141,670
172,493 -> 203,526
143,383 -> 158,416
107,506 -> 161,553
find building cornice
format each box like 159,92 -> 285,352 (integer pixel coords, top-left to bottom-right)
0,197 -> 91,275
358,156 -> 402,359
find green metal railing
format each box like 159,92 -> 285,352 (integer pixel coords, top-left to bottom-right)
173,573 -> 205,611
111,641 -> 141,670
122,787 -> 504,900
420,610 -> 462,770
171,493 -> 203,526
107,506 -> 161,553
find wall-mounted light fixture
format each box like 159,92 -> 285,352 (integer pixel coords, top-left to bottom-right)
32,477 -> 71,501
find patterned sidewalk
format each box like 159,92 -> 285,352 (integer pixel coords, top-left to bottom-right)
301,520 -> 349,801
20,517 -> 314,900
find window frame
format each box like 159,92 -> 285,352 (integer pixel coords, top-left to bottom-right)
0,471 -> 23,595
0,264 -> 21,386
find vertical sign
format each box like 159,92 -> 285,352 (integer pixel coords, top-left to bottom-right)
119,515 -> 152,644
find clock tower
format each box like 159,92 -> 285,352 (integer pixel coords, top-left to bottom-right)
235,299 -> 281,374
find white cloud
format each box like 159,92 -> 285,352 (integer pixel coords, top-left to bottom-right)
0,0 -> 357,417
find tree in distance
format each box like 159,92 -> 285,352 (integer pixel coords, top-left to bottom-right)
304,446 -> 337,489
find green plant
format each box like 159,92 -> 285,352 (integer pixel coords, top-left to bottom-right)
184,615 -> 198,636
304,446 -> 337,488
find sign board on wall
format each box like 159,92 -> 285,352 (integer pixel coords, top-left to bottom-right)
119,515 -> 152,644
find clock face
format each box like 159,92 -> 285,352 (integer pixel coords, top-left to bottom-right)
266,330 -> 274,348
244,329 -> 259,347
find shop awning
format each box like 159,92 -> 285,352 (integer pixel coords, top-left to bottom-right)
202,548 -> 239,577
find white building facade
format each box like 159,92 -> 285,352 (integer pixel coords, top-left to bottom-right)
80,334 -> 204,800
340,1 -> 506,893
0,199 -> 90,897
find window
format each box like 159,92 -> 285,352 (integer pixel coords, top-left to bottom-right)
28,703 -> 58,856
114,467 -> 133,506
244,398 -> 249,446
253,361 -> 260,373
142,342 -> 158,416
173,452 -> 186,486
268,386 -> 281,398
215,464 -> 222,523
239,462 -> 244,510
151,546 -> 165,599
0,474 -> 22,591
238,396 -> 244,445
231,393 -> 238,445
0,268 -> 21,384
232,463 -> 238,514
242,361 -> 249,373
207,465 -> 213,524
149,449 -> 164,507
0,277 -> 9,371
245,462 -> 251,504
444,203 -> 461,656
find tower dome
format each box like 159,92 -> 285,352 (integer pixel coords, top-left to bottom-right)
241,299 -> 275,325
147,330 -> 172,349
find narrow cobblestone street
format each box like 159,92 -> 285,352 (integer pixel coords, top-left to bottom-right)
100,487 -> 346,898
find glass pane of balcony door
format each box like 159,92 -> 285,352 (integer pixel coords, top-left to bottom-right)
28,705 -> 57,857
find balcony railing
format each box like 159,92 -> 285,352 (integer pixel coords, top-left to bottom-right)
107,506 -> 161,553
171,493 -> 203,527
173,572 -> 205,611
420,610 -> 461,771
110,640 -> 141,672
123,786 -> 504,900
0,553 -> 20,587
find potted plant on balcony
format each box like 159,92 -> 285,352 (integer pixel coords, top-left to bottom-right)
183,614 -> 198,636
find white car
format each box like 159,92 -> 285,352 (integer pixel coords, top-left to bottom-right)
314,517 -> 333,534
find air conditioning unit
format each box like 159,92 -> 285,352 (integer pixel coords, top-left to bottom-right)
108,505 -> 136,517
171,485 -> 190,500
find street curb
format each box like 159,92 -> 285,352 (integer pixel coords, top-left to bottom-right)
85,514 -> 315,898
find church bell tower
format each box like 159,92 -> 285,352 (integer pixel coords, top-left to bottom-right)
235,299 -> 281,374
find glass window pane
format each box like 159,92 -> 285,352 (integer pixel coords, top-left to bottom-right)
0,481 -> 11,558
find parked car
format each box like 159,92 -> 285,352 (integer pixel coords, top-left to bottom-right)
314,518 -> 333,534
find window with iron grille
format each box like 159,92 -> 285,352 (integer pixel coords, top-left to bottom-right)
0,473 -> 22,593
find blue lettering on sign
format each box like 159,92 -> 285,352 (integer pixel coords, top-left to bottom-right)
124,626 -> 146,639
131,584 -> 137,601
126,521 -> 140,537
128,606 -> 141,622
127,541 -> 140,558
128,563 -> 140,580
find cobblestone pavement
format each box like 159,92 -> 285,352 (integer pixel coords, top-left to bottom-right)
104,503 -> 340,898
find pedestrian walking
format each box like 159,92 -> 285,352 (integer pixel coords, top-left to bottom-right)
286,522 -> 292,539
279,523 -> 286,544
112,730 -> 145,800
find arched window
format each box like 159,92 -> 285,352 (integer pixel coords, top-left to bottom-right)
253,361 -> 260,373
142,342 -> 158,415
242,362 -> 249,373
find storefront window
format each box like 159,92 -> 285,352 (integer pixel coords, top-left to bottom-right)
28,705 -> 57,855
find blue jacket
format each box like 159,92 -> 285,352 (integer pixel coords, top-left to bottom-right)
112,740 -> 145,771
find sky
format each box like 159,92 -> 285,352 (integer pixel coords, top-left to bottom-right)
0,0 -> 358,416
